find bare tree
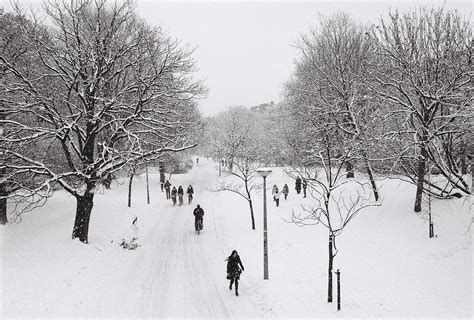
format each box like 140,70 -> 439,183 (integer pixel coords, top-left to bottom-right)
216,156 -> 259,230
283,15 -> 382,301
0,9 -> 50,224
209,106 -> 260,229
0,0 -> 205,242
290,129 -> 380,303
370,7 -> 472,211
287,13 -> 381,200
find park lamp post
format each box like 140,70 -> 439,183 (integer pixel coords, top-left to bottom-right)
257,168 -> 272,280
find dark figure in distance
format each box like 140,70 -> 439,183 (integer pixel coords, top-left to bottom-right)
193,204 -> 204,231
282,184 -> 289,200
196,157 -> 199,165
171,186 -> 177,206
295,176 -> 302,194
272,185 -> 280,207
177,186 -> 184,206
302,179 -> 308,198
226,250 -> 244,296
160,171 -> 165,192
164,180 -> 171,199
187,184 -> 194,205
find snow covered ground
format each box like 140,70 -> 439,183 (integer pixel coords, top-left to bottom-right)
1,158 -> 472,318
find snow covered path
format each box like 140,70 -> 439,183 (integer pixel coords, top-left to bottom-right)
114,158 -> 261,318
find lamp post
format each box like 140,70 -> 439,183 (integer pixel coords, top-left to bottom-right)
257,168 -> 272,280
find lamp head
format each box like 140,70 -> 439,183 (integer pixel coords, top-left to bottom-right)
257,168 -> 272,178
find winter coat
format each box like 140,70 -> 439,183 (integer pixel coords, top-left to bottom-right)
273,191 -> 280,200
295,177 -> 302,190
226,254 -> 244,279
177,186 -> 184,195
187,186 -> 194,195
272,185 -> 279,195
193,206 -> 204,219
164,181 -> 171,190
302,179 -> 308,189
282,184 -> 289,195
171,187 -> 177,197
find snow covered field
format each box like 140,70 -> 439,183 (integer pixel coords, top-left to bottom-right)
1,158 -> 472,318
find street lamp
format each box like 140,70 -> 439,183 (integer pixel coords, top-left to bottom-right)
257,168 -> 272,280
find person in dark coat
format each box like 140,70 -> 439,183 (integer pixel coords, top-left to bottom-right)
164,180 -> 171,199
295,176 -> 302,194
177,186 -> 184,206
160,172 -> 165,192
226,250 -> 244,296
186,185 -> 194,204
302,179 -> 308,198
193,204 -> 204,231
171,186 -> 177,206
282,184 -> 289,200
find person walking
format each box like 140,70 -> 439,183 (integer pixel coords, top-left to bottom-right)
177,185 -> 184,206
164,180 -> 171,199
282,184 -> 289,200
186,184 -> 194,204
272,184 -> 278,195
302,179 -> 308,198
226,250 -> 245,296
295,176 -> 302,194
160,171 -> 165,192
171,186 -> 177,206
272,185 -> 280,207
274,189 -> 281,207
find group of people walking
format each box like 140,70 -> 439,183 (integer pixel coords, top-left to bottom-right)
271,176 -> 308,207
163,180 -> 195,206
271,184 -> 288,207
295,176 -> 308,198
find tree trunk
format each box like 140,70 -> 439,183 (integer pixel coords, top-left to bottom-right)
159,162 -> 166,192
0,112 -> 7,224
146,164 -> 150,204
345,160 -> 354,178
328,233 -> 334,303
249,199 -> 255,230
72,191 -> 94,243
218,158 -> 222,177
460,152 -> 467,175
245,178 -> 256,230
364,157 -> 379,201
128,170 -> 135,208
414,144 -> 427,212
0,179 -> 7,224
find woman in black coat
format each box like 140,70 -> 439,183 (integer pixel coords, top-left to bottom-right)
226,250 -> 244,296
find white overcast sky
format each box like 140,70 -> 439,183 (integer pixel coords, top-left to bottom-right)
3,0 -> 472,115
